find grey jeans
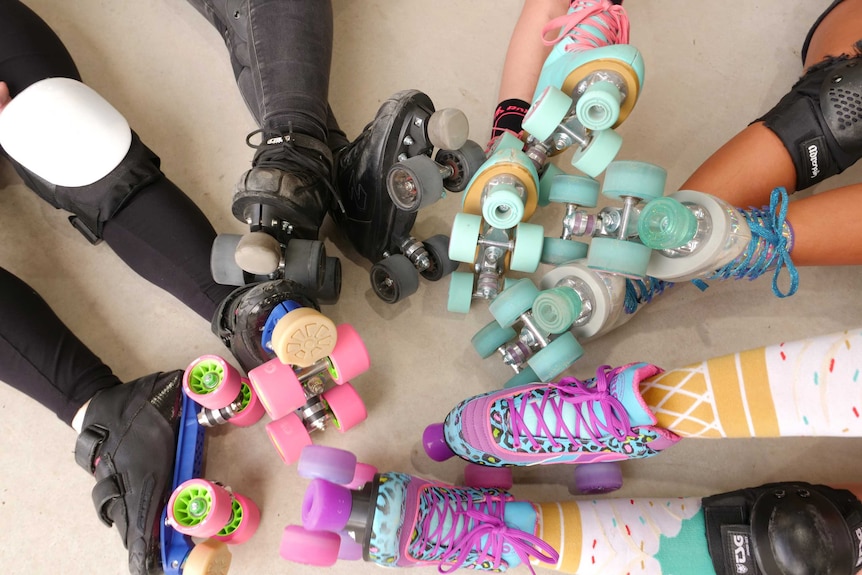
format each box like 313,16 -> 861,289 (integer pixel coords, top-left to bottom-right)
185,0 -> 348,149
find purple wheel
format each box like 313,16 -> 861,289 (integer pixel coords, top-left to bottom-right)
463,463 -> 513,490
574,462 -> 624,494
345,463 -> 377,490
213,492 -> 261,545
297,445 -> 358,485
337,531 -> 364,561
301,478 -> 353,532
227,379 -> 266,427
280,525 -> 340,566
422,422 -> 456,462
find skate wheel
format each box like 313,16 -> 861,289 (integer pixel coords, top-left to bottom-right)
570,128 -> 623,178
297,445 -> 358,485
537,163 -> 564,207
234,231 -> 282,275
504,366 -> 540,389
523,85 -> 572,142
211,233 -> 247,286
183,355 -> 243,410
510,222 -> 544,273
270,307 -> 337,368
463,463 -> 513,490
213,492 -> 261,545
547,173 -> 599,207
421,234 -> 459,281
283,239 -> 326,292
266,413 -> 313,465
248,358 -> 307,421
280,525 -> 341,566
228,379 -> 266,427
489,278 -> 540,328
435,140 -> 486,193
337,531 -> 364,561
302,478 -> 354,532
471,320 -> 517,359
531,287 -> 582,335
167,479 -> 234,539
183,539 -> 232,575
637,196 -> 698,250
448,212 -> 482,263
328,324 -> 371,384
482,184 -> 524,230
317,256 -> 342,305
574,462 -> 624,494
587,236 -> 652,278
447,271 -> 475,314
345,462 -> 378,490
370,254 -> 420,303
323,382 -> 367,432
527,332 -> 584,382
386,154 -> 445,213
422,422 -> 456,462
427,107 -> 469,150
541,237 -> 589,266
576,81 -> 623,131
602,160 -> 667,202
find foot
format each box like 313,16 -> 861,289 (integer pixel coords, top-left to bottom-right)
74,371 -> 184,575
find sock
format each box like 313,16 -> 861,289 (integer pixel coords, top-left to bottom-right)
71,399 -> 91,434
490,98 -> 530,142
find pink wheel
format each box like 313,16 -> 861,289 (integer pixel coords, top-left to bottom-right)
322,383 -> 367,432
228,379 -> 266,427
297,445 -> 358,485
248,358 -> 307,420
327,324 -> 371,384
167,478 -> 234,538
345,463 -> 377,490
213,492 -> 261,545
463,463 -> 513,490
183,355 -> 243,410
280,525 -> 340,566
266,413 -> 313,464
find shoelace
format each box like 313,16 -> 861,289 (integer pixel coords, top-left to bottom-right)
542,0 -> 629,50
412,486 -> 559,574
624,276 -> 672,315
508,365 -> 634,450
703,187 -> 798,298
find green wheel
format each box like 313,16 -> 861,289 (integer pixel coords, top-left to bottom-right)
504,366 -> 541,389
447,271 -> 475,313
472,320 -> 517,359
448,212 -> 483,263
587,236 -> 653,278
602,160 -> 667,201
489,278 -> 540,327
576,82 -> 622,131
482,184 -> 525,230
537,162 -> 564,207
547,174 -> 599,207
532,287 -> 582,335
522,85 -> 572,142
509,222 -> 544,273
570,128 -> 623,178
541,237 -> 589,265
527,332 -> 584,382
637,196 -> 698,250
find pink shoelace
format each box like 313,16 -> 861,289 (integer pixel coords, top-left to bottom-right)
412,487 -> 559,574
542,0 -> 630,50
508,365 -> 634,450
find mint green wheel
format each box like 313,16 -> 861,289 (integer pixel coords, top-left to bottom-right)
527,332 -> 584,382
602,160 -> 667,201
532,287 -> 582,335
504,366 -> 541,389
489,278 -> 540,327
541,237 -> 589,265
448,212 -> 482,263
548,174 -> 600,207
447,271 -> 475,313
472,320 -> 517,359
510,222 -> 544,273
587,236 -> 652,278
522,85 -> 572,142
570,127 -> 623,178
638,196 -> 698,250
576,82 -> 622,131
482,184 -> 524,230
538,163 -> 564,207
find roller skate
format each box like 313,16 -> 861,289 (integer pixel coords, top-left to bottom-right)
280,446 -> 559,572
211,129 -> 341,304
423,363 -> 680,494
333,89 -> 487,303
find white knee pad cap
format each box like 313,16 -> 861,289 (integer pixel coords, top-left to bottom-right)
0,77 -> 132,187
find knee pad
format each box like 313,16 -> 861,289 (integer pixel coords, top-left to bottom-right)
703,482 -> 862,575
756,56 -> 862,191
0,77 -> 162,242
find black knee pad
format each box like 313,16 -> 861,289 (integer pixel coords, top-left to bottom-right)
756,56 -> 862,190
703,481 -> 862,575
9,131 -> 163,243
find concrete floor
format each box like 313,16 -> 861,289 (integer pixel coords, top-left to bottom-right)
1,1 -> 861,574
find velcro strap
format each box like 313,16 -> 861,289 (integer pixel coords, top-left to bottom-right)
75,425 -> 108,473
91,473 -> 125,528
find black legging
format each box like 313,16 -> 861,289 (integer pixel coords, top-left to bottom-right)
0,0 -> 235,423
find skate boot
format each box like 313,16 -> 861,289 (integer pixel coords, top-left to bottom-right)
333,89 -> 484,303
283,472 -> 559,572
74,371 -> 184,575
